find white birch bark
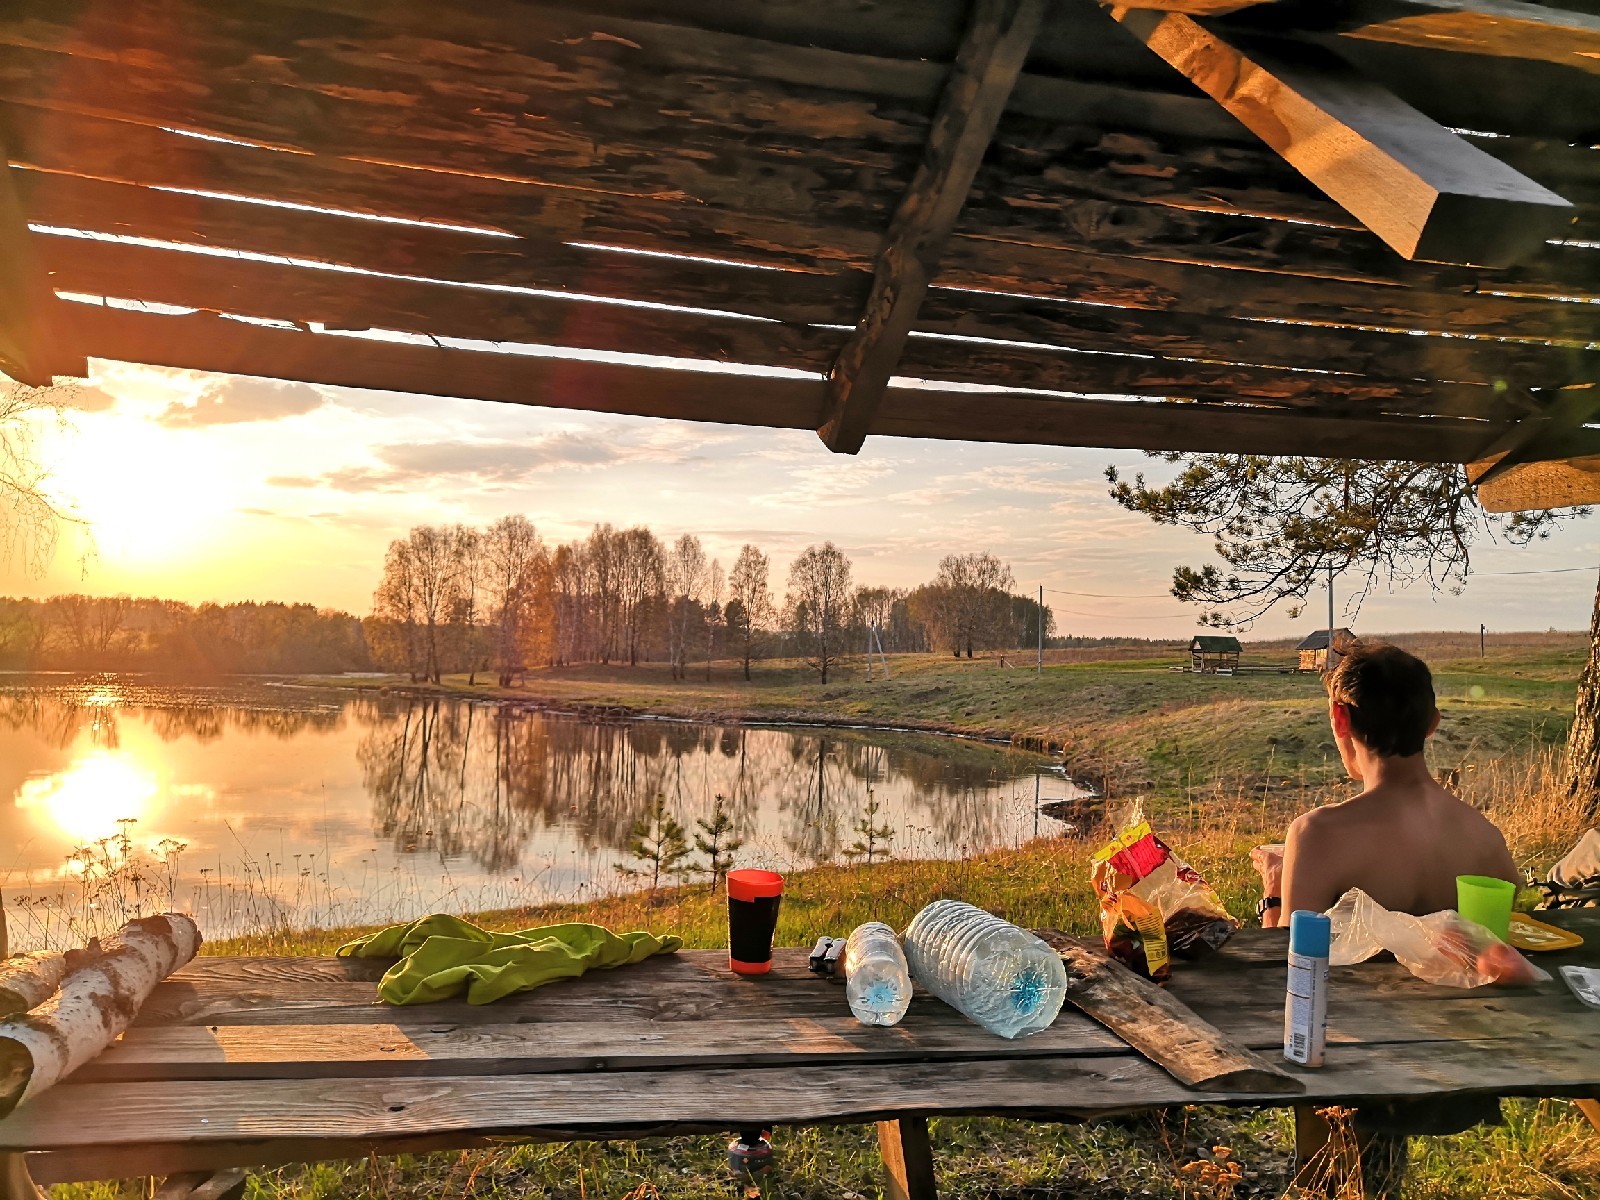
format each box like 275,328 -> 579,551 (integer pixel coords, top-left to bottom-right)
0,953 -> 67,1020
0,914 -> 200,1116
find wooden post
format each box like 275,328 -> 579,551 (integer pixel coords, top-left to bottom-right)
877,1116 -> 938,1200
0,151 -> 85,387
817,0 -> 1046,454
0,1156 -> 43,1200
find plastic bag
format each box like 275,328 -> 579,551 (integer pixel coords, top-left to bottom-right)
1091,806 -> 1239,980
1326,888 -> 1550,988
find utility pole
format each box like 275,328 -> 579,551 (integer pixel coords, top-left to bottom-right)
1480,623 -> 1486,659
1037,584 -> 1044,676
1326,566 -> 1336,671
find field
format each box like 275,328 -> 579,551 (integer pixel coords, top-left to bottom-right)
59,633 -> 1600,1200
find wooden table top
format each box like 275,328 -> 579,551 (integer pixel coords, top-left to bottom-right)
7,911 -> 1600,1184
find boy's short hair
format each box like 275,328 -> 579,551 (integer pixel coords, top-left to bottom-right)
1324,641 -> 1436,758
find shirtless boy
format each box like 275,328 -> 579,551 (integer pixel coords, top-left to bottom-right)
1255,641 -> 1518,926
1254,641 -> 1521,1196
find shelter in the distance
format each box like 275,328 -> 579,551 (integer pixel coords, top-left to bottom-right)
1298,629 -> 1357,673
1190,635 -> 1241,675
3,0 -> 1600,514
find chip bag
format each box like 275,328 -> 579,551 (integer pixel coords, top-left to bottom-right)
1091,806 -> 1239,980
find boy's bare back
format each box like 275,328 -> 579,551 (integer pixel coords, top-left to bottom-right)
1263,642 -> 1519,923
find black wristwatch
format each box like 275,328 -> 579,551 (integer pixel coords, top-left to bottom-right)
1256,895 -> 1282,919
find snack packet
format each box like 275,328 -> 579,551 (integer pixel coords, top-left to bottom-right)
1091,806 -> 1239,979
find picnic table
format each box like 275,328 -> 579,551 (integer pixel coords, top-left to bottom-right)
3,911 -> 1599,1200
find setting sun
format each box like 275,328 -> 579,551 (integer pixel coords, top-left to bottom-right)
39,407 -> 239,568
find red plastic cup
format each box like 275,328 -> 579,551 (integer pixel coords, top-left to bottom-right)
727,869 -> 784,975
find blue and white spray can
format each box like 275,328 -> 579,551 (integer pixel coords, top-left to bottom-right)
1284,910 -> 1330,1067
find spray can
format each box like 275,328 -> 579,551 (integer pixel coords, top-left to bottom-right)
1284,910 -> 1330,1068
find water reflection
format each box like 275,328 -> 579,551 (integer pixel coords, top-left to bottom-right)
0,680 -> 1077,942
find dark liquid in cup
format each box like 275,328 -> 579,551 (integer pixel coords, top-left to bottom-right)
728,894 -> 782,969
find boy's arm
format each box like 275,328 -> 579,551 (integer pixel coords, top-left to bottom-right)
1279,812 -> 1346,921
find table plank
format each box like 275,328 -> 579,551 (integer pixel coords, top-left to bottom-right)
78,1012 -> 1130,1082
14,1033 -> 1600,1178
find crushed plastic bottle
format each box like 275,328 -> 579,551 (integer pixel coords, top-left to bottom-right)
902,899 -> 1067,1038
843,921 -> 912,1026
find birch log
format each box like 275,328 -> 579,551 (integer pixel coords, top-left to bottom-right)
0,914 -> 200,1117
0,953 -> 68,1020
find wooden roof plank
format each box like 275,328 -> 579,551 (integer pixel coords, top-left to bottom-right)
14,106 -> 1597,345
1109,7 -> 1577,266
818,0 -> 1047,453
20,171 -> 1590,399
41,236 -> 1516,417
53,303 -> 1562,464
39,234 -> 847,375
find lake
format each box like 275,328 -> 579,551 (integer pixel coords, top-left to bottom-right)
0,677 -> 1079,946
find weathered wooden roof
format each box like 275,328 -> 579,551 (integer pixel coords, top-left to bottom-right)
1296,628 -> 1356,651
1191,635 -> 1242,653
4,0 -> 1600,505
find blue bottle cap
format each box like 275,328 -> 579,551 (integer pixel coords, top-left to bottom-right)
1289,910 -> 1331,958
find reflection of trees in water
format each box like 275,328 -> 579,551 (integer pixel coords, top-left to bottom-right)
352,703 -> 1039,877
0,687 -> 349,748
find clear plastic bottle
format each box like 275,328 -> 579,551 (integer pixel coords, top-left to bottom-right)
843,921 -> 912,1026
902,899 -> 1067,1038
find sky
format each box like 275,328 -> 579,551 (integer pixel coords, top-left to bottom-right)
5,358 -> 1599,640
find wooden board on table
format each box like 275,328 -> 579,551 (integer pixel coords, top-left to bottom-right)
1037,931 -> 1302,1093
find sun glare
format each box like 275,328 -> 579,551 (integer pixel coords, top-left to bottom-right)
42,413 -> 237,567
16,750 -> 160,846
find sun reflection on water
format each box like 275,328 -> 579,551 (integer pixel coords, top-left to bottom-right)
15,750 -> 160,846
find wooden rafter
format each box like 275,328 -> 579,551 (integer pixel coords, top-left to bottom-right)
1467,386 -> 1600,510
817,0 -> 1047,454
0,149 -> 82,386
1108,7 -> 1576,266
1111,0 -> 1600,74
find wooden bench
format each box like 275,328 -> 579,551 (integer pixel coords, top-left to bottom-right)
2,912 -> 1598,1199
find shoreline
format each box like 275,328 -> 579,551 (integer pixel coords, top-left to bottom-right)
291,674 -> 1068,756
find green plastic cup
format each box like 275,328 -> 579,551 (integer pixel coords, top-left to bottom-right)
1457,875 -> 1516,941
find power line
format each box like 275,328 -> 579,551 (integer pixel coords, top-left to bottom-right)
1042,585 -> 1172,599
1472,565 -> 1597,577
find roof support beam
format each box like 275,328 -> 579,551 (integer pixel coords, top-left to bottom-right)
1110,1 -> 1600,74
0,148 -> 82,385
1467,385 -> 1600,510
817,0 -> 1046,454
1107,7 -> 1576,266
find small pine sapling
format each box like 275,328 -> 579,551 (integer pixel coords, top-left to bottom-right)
843,791 -> 894,866
615,795 -> 692,895
693,794 -> 746,892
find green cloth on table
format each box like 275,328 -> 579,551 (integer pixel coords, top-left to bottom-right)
336,914 -> 682,1005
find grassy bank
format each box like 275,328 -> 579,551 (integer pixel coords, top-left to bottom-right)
309,631 -> 1585,800
134,752 -> 1600,1200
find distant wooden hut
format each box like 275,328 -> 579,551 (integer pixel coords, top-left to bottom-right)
1298,629 -> 1356,672
1189,635 -> 1242,674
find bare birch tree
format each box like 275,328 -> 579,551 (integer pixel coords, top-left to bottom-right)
481,515 -> 547,686
787,542 -> 853,684
726,544 -> 774,681
666,534 -> 708,681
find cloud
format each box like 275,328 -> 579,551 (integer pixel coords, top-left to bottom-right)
272,432 -> 693,493
157,379 -> 324,427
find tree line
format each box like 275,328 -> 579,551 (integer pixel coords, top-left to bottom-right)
0,594 -> 371,674
368,519 -> 1054,685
